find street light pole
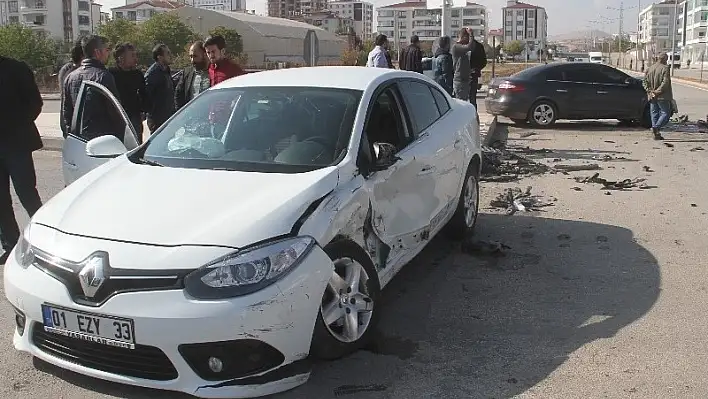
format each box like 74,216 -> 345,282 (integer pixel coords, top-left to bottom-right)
636,0 -> 641,70
670,0 -> 678,76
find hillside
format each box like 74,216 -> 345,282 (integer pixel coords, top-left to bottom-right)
549,29 -> 612,41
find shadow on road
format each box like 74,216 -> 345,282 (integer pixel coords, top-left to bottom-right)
32,213 -> 660,399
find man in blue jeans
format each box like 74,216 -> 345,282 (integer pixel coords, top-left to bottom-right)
643,53 -> 673,140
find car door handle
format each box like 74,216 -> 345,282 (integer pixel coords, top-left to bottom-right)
597,90 -> 608,94
556,89 -> 568,93
418,165 -> 435,176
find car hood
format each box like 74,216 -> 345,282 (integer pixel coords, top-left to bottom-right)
33,157 -> 339,248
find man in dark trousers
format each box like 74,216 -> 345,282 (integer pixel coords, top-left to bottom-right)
57,41 -> 83,138
109,43 -> 146,142
175,41 -> 210,111
468,35 -> 487,112
0,56 -> 44,264
398,35 -> 423,73
62,35 -> 123,141
144,43 -> 176,133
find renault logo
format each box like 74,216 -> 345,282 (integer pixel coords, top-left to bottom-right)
78,254 -> 108,297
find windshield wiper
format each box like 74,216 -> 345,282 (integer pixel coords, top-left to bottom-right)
132,156 -> 165,167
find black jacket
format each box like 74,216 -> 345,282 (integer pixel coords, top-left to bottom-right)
174,66 -> 208,110
469,39 -> 487,78
433,48 -> 454,95
62,58 -> 123,140
399,44 -> 423,73
109,67 -> 146,121
0,56 -> 43,153
144,62 -> 176,131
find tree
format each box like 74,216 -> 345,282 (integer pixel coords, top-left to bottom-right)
97,18 -> 140,48
0,24 -> 59,70
503,40 -> 524,57
207,26 -> 244,57
139,13 -> 197,63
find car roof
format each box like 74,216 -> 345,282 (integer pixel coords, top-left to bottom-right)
213,66 -> 422,91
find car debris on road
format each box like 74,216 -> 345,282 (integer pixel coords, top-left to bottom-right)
489,186 -> 557,215
574,172 -> 657,190
481,146 -> 550,182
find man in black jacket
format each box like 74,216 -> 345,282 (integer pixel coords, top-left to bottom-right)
109,43 -> 146,142
398,35 -> 424,73
0,56 -> 44,264
144,43 -> 175,133
175,41 -> 209,110
468,36 -> 487,111
62,35 -> 124,141
57,41 -> 83,138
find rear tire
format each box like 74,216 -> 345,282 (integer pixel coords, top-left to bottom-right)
445,161 -> 480,240
528,100 -> 558,128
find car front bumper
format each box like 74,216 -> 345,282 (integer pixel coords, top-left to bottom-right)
4,244 -> 333,398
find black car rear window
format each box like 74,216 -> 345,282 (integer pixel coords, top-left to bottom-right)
511,64 -> 547,79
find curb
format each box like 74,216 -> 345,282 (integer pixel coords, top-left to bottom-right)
42,137 -> 62,152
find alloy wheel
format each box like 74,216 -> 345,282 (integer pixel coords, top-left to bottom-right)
321,257 -> 374,343
533,103 -> 554,126
463,175 -> 478,227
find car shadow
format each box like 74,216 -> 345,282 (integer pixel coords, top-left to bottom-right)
31,213 -> 660,399
274,213 -> 660,398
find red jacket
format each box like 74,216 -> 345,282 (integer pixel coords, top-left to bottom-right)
208,59 -> 245,86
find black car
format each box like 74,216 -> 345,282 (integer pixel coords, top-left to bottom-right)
485,62 -> 650,128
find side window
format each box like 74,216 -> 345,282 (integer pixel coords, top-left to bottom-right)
563,66 -> 606,84
397,80 -> 441,135
430,86 -> 450,115
545,67 -> 563,81
598,66 -> 629,84
364,87 -> 411,151
75,84 -> 134,148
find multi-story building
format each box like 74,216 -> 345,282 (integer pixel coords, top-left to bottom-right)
638,0 -> 679,59
502,0 -> 548,61
112,1 -> 185,23
126,0 -> 245,12
298,10 -> 353,34
376,0 -> 487,52
267,0 -> 327,19
677,0 -> 708,64
0,0 -> 101,41
328,0 -> 373,39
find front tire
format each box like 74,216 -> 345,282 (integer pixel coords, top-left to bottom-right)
310,240 -> 381,361
528,100 -> 558,127
446,161 -> 480,240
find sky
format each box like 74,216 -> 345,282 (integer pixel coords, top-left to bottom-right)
98,0 -> 644,37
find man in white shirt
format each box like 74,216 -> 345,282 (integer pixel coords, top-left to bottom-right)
366,34 -> 390,68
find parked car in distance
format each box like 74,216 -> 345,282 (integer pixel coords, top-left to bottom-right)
6,66 -> 482,398
484,62 -> 650,128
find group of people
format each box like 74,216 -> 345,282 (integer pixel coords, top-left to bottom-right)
366,28 -> 487,110
58,34 -> 246,142
0,33 -> 247,264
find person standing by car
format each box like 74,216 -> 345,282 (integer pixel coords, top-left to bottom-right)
144,44 -> 176,133
0,56 -> 44,264
205,35 -> 246,86
62,35 -> 123,140
57,41 -> 83,138
109,43 -> 146,142
366,34 -> 390,68
451,28 -> 476,101
398,35 -> 423,73
469,35 -> 486,111
175,41 -> 210,110
433,36 -> 454,95
643,53 -> 673,140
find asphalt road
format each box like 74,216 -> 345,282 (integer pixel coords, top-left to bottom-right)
3,83 -> 708,398
42,99 -> 60,114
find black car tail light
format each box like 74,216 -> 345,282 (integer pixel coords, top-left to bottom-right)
498,81 -> 525,92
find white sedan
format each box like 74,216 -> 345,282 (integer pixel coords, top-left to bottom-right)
4,66 -> 482,398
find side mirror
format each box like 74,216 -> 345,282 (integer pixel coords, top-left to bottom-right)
372,142 -> 400,171
86,135 -> 127,158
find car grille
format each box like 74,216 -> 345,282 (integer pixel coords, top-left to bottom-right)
32,323 -> 179,381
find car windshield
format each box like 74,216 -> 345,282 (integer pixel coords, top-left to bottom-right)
137,87 -> 362,173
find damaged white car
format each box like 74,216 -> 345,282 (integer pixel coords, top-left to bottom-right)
4,67 -> 482,398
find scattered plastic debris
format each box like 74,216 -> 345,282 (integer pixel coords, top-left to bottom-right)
591,154 -> 636,162
490,186 -> 557,215
664,142 -> 675,148
643,166 -> 654,172
574,172 -> 657,190
553,163 -> 601,172
690,147 -> 704,152
481,146 -> 551,182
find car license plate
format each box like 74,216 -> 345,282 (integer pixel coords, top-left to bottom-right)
41,304 -> 136,349
488,88 -> 497,95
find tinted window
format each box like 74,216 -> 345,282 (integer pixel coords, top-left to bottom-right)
563,65 -> 608,83
544,66 -> 564,81
430,86 -> 450,115
597,65 -> 629,84
140,87 -> 362,172
365,89 -> 411,150
511,64 -> 547,79
398,80 -> 441,134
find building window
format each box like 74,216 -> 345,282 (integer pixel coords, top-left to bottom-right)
506,10 -> 512,17
516,20 -> 523,26
528,9 -> 535,18
451,10 -> 459,17
398,11 -> 405,17
8,1 -> 18,13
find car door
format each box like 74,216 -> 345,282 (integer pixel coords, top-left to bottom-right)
63,80 -> 140,185
559,64 -> 604,118
542,65 -> 576,118
593,65 -> 637,119
360,83 -> 438,270
397,79 -> 462,231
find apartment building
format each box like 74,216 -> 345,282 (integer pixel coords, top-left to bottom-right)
267,0 -> 327,19
638,0 -> 679,59
126,0 -> 246,12
0,0 -> 101,41
112,1 -> 185,23
502,0 -> 548,60
297,10 -> 353,34
328,0 -> 372,38
376,0 -> 487,51
677,0 -> 708,63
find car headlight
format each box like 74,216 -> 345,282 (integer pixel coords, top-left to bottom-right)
184,236 -> 316,299
14,225 -> 34,268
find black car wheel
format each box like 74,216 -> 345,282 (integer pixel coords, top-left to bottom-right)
528,100 -> 557,127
